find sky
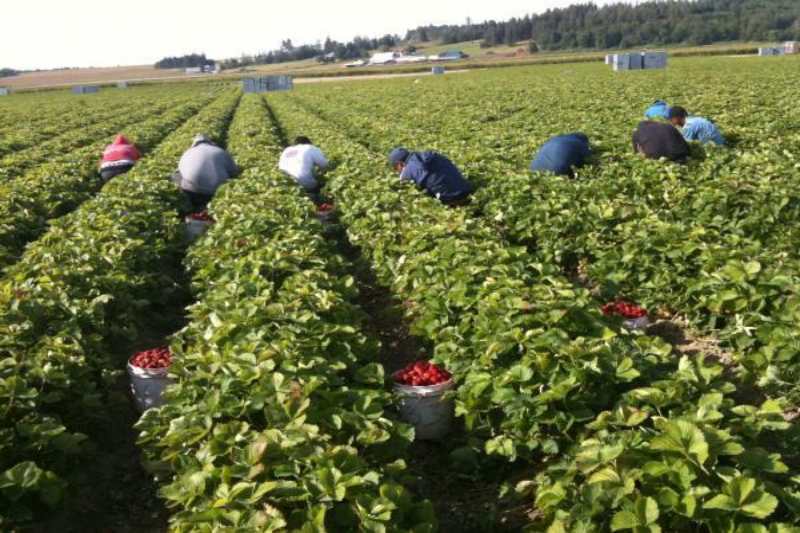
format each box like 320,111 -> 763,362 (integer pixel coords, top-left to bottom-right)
2,0 -> 618,70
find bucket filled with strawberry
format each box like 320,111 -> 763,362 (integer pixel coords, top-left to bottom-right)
601,300 -> 650,330
185,210 -> 215,241
127,346 -> 174,412
392,361 -> 455,440
316,202 -> 336,223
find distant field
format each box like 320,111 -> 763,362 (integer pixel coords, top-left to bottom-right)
0,65 -> 198,90
0,41 -> 769,91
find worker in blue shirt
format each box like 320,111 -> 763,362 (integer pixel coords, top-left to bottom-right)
389,148 -> 473,206
669,106 -> 726,145
644,100 -> 671,120
530,133 -> 592,178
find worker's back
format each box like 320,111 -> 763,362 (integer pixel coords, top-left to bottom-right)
279,144 -> 328,189
178,142 -> 238,195
633,121 -> 690,162
530,133 -> 591,177
405,151 -> 473,203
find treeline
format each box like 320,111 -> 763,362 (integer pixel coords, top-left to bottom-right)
154,53 -> 214,70
219,35 -> 400,70
407,0 -> 800,50
0,68 -> 19,78
157,0 -> 800,72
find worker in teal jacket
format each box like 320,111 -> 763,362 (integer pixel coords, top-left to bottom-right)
644,100 -> 671,120
669,106 -> 726,145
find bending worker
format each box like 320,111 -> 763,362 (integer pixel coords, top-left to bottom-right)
279,136 -> 329,203
172,134 -> 239,211
633,120 -> 690,163
388,147 -> 473,206
530,133 -> 591,178
668,106 -> 726,145
99,134 -> 140,181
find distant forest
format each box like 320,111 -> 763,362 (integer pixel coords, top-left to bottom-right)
154,54 -> 215,70
218,36 -> 401,70
156,0 -> 800,70
0,68 -> 19,79
409,0 -> 800,50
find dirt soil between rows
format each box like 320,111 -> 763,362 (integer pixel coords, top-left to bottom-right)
323,220 -> 533,531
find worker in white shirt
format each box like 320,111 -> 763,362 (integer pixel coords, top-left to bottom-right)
279,136 -> 329,203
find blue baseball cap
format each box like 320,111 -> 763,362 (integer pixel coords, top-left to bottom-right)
389,148 -> 410,166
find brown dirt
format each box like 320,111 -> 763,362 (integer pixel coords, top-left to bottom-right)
318,221 -> 532,532
2,66 -> 188,90
646,317 -> 735,365
25,264 -> 191,533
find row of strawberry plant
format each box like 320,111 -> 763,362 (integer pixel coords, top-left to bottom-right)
0,90 -> 216,271
0,89 -> 240,528
0,87 -> 185,157
288,64 -> 800,403
266,93 -> 800,531
0,85 -> 215,181
136,93 -> 435,531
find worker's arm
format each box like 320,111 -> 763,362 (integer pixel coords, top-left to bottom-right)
171,170 -> 183,187
313,148 -> 329,170
225,152 -> 241,177
399,159 -> 425,184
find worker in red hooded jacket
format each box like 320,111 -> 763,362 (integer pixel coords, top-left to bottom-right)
99,134 -> 141,181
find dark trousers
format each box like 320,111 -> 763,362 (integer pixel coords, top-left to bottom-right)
100,164 -> 134,182
441,193 -> 472,208
182,190 -> 213,211
303,184 -> 323,205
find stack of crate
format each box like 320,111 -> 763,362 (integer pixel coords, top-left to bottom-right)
72,85 -> 99,94
759,47 -> 785,57
242,76 -> 294,93
612,51 -> 667,71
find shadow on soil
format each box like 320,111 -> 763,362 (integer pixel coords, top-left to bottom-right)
324,220 -> 534,532
30,266 -> 191,533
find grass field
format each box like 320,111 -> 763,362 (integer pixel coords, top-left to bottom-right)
1,54 -> 800,532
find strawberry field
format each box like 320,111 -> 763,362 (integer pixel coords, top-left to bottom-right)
2,55 -> 800,532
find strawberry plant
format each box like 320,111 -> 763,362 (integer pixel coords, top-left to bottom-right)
137,94 -> 435,531
267,78 -> 800,530
0,92 -> 214,270
0,89 -> 240,527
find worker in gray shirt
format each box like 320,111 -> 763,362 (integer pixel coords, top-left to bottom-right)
172,134 -> 240,210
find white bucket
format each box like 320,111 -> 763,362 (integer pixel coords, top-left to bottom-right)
127,361 -> 174,412
394,379 -> 455,440
623,316 -> 650,331
316,209 -> 336,224
185,218 -> 212,241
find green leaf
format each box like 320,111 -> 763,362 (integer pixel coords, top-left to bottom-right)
704,477 -> 779,520
588,467 -> 621,485
637,496 -> 660,525
650,420 -> 709,466
611,510 -> 638,531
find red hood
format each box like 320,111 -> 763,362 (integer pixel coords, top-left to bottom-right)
113,134 -> 132,146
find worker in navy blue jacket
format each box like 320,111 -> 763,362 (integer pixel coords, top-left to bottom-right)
389,148 -> 473,206
530,133 -> 592,178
